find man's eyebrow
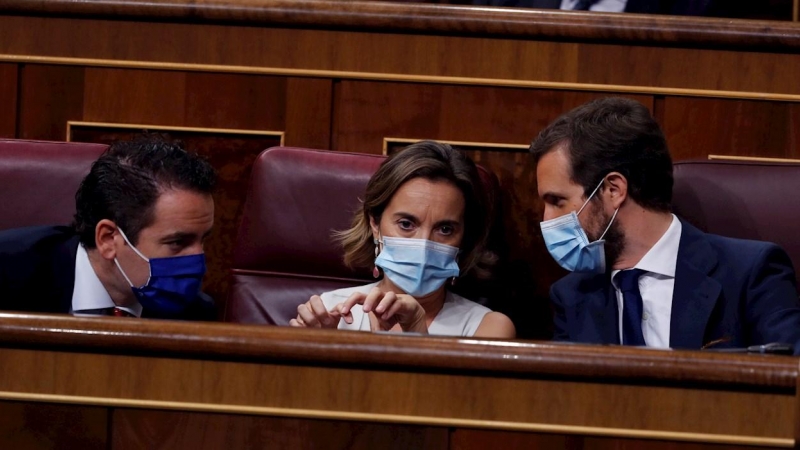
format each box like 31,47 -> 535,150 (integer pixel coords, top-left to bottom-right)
541,192 -> 565,201
159,232 -> 197,242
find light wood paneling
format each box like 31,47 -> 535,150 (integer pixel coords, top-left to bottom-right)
0,63 -> 17,138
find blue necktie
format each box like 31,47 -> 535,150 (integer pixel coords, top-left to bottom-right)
615,269 -> 647,346
573,0 -> 594,10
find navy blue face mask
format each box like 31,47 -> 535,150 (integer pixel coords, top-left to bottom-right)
114,228 -> 206,316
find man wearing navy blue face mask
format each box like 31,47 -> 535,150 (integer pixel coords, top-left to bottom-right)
531,97 -> 800,353
0,136 -> 217,320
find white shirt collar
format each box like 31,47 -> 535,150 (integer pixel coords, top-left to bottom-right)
612,214 -> 682,284
71,244 -> 143,317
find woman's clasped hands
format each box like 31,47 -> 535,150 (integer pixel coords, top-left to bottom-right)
289,287 -> 428,333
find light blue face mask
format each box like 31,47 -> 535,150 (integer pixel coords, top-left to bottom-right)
539,179 -> 619,274
374,236 -> 460,298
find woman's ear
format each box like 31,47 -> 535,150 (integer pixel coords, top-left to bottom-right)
95,219 -> 119,261
603,172 -> 628,210
369,215 -> 380,241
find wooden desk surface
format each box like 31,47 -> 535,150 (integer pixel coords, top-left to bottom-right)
0,313 -> 797,448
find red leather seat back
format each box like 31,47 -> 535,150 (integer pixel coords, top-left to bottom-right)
673,160 -> 800,276
0,139 -> 108,231
225,147 -> 500,325
225,148 -> 385,324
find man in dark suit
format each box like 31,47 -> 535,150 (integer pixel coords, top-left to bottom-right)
531,97 -> 800,352
0,137 -> 217,320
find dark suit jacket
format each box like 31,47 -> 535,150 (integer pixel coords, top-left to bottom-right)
472,0 -> 715,16
551,220 -> 800,353
0,225 -> 216,321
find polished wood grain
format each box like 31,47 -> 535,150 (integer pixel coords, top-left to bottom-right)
2,0 -> 800,52
0,314 -> 796,447
451,429 -> 781,450
0,63 -> 17,138
17,64 -> 84,140
285,77 -> 333,149
2,16 -> 800,99
113,409 -> 448,450
661,97 -> 800,161
0,401 -> 107,450
0,314 -> 795,390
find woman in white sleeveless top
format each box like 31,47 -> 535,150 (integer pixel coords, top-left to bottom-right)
289,141 -> 515,338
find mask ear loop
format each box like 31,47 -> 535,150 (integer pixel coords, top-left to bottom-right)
598,208 -> 620,241
117,228 -> 152,286
372,233 -> 383,279
577,178 -> 607,216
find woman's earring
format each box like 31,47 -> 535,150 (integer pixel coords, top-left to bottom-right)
450,276 -> 457,286
373,238 -> 381,279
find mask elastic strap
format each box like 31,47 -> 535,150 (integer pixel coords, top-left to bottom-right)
117,228 -> 150,262
114,258 -> 136,288
598,208 -> 620,241
577,178 -> 607,216
116,227 -> 152,286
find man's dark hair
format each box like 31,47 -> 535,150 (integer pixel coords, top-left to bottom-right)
73,135 -> 217,248
529,97 -> 673,212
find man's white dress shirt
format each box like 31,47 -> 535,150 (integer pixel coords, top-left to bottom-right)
71,244 -> 142,317
611,214 -> 682,348
560,0 -> 627,12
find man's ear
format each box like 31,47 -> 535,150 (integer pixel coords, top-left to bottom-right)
95,219 -> 119,261
369,215 -> 380,242
603,172 -> 628,210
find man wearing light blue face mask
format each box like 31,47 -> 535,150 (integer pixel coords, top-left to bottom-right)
532,97 -> 800,353
289,141 -> 516,338
0,136 -> 217,321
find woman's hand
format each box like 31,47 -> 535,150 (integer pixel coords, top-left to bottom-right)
289,295 -> 343,329
340,287 -> 428,333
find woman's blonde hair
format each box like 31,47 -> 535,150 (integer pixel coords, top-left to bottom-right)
335,141 -> 493,277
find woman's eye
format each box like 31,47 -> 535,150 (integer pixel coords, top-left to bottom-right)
439,226 -> 454,236
398,220 -> 414,230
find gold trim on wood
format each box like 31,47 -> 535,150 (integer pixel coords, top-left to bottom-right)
382,137 -> 529,156
66,121 -> 285,145
0,391 -> 792,448
708,155 -> 800,164
3,54 -> 800,104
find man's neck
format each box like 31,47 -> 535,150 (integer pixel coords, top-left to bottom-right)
86,248 -> 138,308
611,208 -> 673,270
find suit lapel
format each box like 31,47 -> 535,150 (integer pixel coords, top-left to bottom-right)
669,221 -> 721,349
572,275 -> 620,344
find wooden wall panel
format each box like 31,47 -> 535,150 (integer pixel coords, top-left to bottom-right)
450,429 -> 779,450
0,401 -> 107,450
0,63 -> 17,138
661,97 -> 800,161
335,80 -> 653,338
285,77 -> 333,149
82,68 -> 287,130
113,409 -> 449,450
17,64 -> 84,140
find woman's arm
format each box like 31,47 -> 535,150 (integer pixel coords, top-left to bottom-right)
473,312 -> 516,339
